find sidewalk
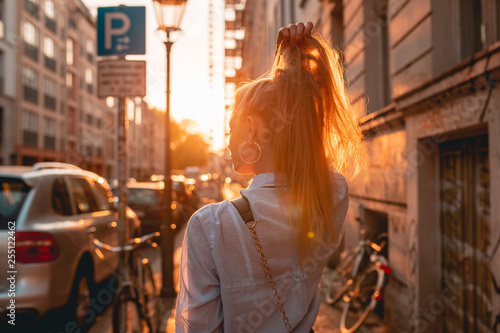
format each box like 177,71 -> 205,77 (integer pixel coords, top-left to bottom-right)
157,297 -> 389,333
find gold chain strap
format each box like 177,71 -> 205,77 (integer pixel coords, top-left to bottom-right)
245,220 -> 292,333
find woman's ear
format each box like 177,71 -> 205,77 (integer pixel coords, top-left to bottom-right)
246,116 -> 258,142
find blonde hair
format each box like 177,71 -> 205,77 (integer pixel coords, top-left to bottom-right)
231,35 -> 365,256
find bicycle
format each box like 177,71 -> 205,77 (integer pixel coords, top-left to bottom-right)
323,230 -> 391,333
93,232 -> 159,333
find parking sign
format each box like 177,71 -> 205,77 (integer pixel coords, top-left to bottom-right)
97,6 -> 146,56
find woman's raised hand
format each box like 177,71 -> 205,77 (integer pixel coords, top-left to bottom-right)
276,22 -> 314,51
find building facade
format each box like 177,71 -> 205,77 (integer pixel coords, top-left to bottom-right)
230,0 -> 500,332
0,0 -> 165,181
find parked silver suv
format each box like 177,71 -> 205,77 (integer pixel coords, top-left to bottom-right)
0,163 -> 141,330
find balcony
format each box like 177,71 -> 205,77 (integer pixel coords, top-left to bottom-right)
24,43 -> 39,62
24,0 -> 39,19
23,86 -> 38,104
45,17 -> 56,34
44,94 -> 56,111
44,56 -> 56,72
44,135 -> 56,150
23,130 -> 38,147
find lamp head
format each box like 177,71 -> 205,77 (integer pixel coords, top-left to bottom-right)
152,0 -> 188,33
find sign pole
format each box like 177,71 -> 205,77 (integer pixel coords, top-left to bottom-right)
117,80 -> 128,266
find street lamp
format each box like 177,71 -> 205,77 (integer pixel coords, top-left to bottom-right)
152,0 -> 188,298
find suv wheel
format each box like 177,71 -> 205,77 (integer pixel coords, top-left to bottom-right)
67,268 -> 95,331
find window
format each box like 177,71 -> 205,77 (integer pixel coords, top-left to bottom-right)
86,39 -> 94,63
93,182 -> 113,211
66,38 -> 74,65
66,72 -> 75,100
60,84 -> 65,113
69,107 -> 76,135
432,0 -> 487,74
44,117 -> 56,150
24,0 -> 39,19
23,21 -> 39,61
43,36 -> 54,58
85,101 -> 92,125
43,36 -> 56,71
331,0 -> 344,50
44,0 -> 56,33
23,66 -> 38,103
23,21 -> 38,45
363,0 -> 390,113
0,0 -> 5,39
460,0 -> 484,59
52,177 -> 72,215
106,97 -> 115,108
85,67 -> 93,94
44,116 -> 56,134
44,0 -> 55,19
43,77 -> 56,110
22,110 -> 38,146
69,178 -> 98,214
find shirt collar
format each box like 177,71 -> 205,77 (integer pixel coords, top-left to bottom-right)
248,173 -> 275,189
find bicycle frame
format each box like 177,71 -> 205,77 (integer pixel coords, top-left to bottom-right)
93,232 -> 160,333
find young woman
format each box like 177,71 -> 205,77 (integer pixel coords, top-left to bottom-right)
175,22 -> 364,332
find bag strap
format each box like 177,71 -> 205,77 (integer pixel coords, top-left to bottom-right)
230,196 -> 292,333
231,196 -> 255,224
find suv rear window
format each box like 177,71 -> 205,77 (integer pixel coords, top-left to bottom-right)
69,178 -> 99,214
0,178 -> 31,229
128,188 -> 160,205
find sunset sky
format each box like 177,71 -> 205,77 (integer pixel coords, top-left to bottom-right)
83,0 -> 227,151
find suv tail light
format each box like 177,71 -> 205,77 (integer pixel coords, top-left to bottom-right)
16,232 -> 60,263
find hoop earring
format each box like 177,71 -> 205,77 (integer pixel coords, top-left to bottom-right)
239,141 -> 262,164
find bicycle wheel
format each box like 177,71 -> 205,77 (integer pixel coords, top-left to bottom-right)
112,286 -> 145,333
324,250 -> 358,305
340,265 -> 385,333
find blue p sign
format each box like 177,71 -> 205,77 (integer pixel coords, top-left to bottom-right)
97,7 -> 146,56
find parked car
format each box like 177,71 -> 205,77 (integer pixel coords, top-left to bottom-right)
127,181 -> 188,234
0,163 -> 141,330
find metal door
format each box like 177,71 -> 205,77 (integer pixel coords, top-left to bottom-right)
440,134 -> 491,333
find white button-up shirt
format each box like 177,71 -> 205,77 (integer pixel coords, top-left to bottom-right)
175,172 -> 349,332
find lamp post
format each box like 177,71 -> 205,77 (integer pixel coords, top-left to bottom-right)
152,0 -> 188,298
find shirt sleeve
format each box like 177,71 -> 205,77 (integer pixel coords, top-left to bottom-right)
175,212 -> 223,333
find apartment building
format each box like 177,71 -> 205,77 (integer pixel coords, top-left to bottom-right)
231,0 -> 500,332
0,0 -> 165,181
0,0 -> 17,165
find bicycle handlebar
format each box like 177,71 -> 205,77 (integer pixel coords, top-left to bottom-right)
93,232 -> 160,253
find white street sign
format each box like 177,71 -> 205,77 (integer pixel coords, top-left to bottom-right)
98,60 -> 146,98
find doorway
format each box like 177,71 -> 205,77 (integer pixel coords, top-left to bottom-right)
439,134 -> 491,332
